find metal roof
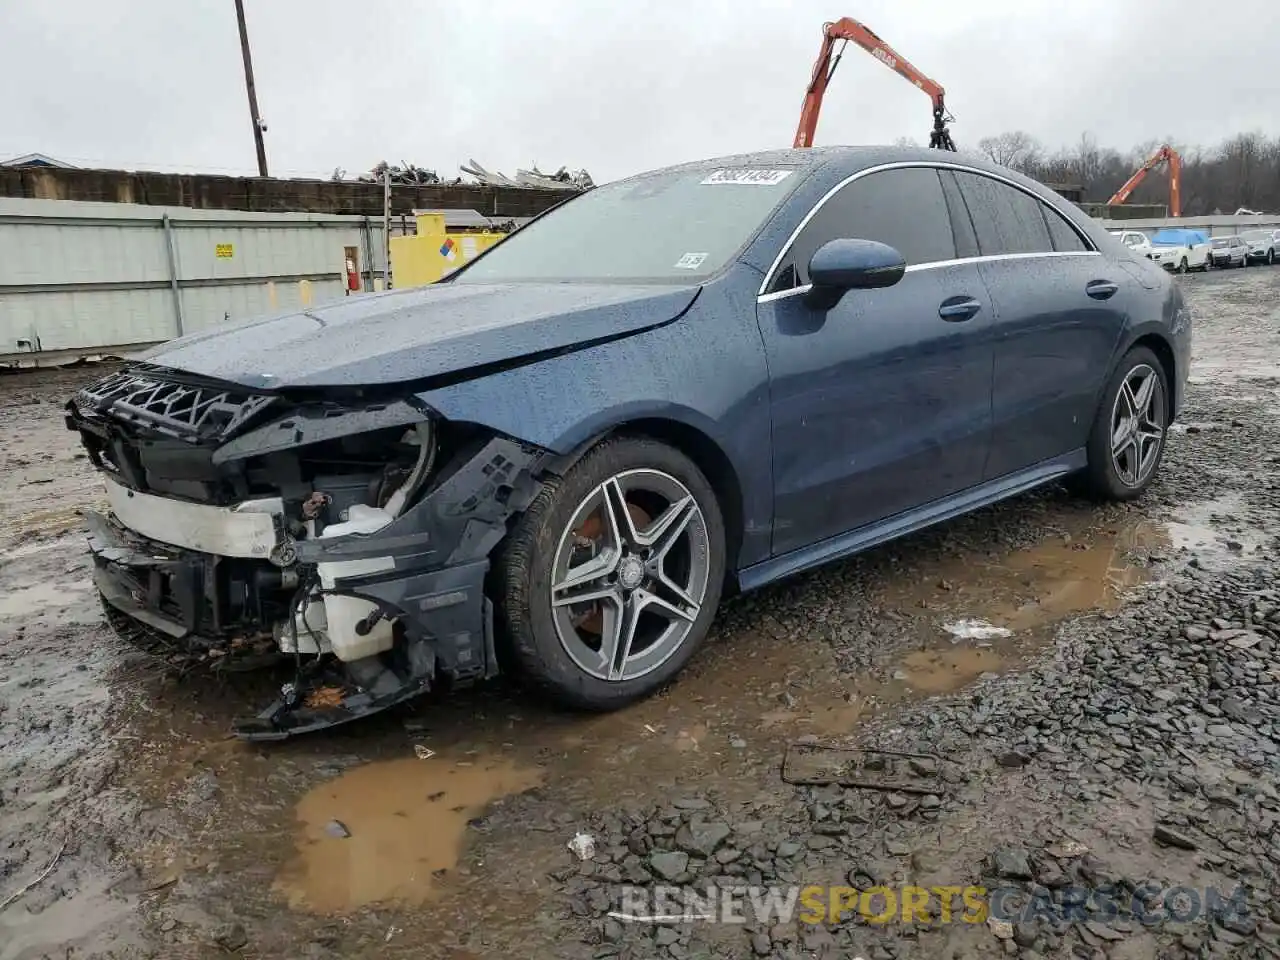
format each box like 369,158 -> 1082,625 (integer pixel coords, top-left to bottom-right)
1,153 -> 78,169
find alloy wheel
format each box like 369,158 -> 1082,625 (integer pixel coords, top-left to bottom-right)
1110,363 -> 1166,488
549,469 -> 711,682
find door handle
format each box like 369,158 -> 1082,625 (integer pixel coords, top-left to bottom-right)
1086,280 -> 1119,300
938,296 -> 982,322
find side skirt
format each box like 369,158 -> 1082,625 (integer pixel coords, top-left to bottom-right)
737,449 -> 1087,593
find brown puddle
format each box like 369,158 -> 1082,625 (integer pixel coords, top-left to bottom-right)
878,518 -> 1165,635
894,646 -> 1009,694
274,756 -> 542,914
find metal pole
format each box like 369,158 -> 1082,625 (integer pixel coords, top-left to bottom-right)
234,0 -> 269,177
382,162 -> 392,289
161,214 -> 186,336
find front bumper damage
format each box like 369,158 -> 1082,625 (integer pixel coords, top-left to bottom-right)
68,367 -> 550,741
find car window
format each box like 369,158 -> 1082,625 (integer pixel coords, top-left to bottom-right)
771,167 -> 956,291
953,172 -> 1054,256
454,165 -> 802,284
1042,204 -> 1090,252
938,170 -> 980,259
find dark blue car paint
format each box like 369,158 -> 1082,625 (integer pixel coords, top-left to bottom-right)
757,261 -> 994,556
133,146 -> 1190,597
976,255 -> 1127,479
136,282 -> 702,391
417,263 -> 778,568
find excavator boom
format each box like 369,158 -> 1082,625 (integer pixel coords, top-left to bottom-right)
794,17 -> 954,151
1107,145 -> 1182,217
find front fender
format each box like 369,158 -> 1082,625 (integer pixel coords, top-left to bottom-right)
415,274 -> 776,567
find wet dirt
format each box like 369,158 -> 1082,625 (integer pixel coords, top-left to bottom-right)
1,268 -> 1278,958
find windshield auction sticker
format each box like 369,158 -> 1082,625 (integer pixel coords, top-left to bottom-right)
701,169 -> 794,185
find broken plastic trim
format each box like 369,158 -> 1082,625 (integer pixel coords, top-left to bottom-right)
232,436 -> 550,741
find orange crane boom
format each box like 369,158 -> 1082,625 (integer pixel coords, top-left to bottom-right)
1107,145 -> 1182,217
794,18 -> 955,151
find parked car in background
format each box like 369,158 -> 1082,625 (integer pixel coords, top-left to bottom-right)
1108,229 -> 1152,257
65,146 -> 1192,740
1145,228 -> 1210,273
1242,229 -> 1279,266
1210,235 -> 1250,268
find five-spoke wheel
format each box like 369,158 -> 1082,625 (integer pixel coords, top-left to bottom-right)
550,470 -> 711,683
1109,363 -> 1166,489
1077,346 -> 1170,501
497,437 -> 725,709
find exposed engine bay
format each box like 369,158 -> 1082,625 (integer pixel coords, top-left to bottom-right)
67,364 -> 549,740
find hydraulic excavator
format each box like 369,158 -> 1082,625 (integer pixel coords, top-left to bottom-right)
794,17 -> 955,151
1107,145 -> 1182,218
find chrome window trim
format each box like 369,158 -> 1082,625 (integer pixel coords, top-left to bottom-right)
755,251 -> 1102,304
755,159 -> 1099,299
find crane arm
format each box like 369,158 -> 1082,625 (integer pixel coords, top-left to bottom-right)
793,17 -> 954,151
1107,145 -> 1182,217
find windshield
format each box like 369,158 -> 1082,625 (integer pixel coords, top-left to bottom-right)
453,166 -> 803,284
1212,238 -> 1230,248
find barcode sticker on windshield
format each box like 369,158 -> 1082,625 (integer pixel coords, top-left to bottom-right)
674,252 -> 708,270
701,169 -> 793,186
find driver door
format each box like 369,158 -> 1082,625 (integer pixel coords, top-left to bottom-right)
755,166 -> 995,558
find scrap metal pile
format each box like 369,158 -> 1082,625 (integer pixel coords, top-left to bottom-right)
459,159 -> 594,190
341,160 -> 594,191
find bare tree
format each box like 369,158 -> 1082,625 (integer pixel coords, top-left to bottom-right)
977,131 -> 1042,172
980,129 -> 1280,215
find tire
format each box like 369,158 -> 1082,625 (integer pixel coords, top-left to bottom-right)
1177,257 -> 1188,274
1269,249 -> 1275,266
1076,346 -> 1170,502
495,435 -> 726,710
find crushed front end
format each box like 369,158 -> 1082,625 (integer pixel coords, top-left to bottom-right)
66,364 -> 548,740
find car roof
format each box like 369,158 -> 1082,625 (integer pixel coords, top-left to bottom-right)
621,145 -> 1047,185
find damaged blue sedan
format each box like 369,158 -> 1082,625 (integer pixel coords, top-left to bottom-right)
67,146 -> 1190,739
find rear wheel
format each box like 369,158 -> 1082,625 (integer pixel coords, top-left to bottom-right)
496,436 -> 726,710
1076,346 -> 1169,502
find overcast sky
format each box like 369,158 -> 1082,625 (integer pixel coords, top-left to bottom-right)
4,0 -> 1278,183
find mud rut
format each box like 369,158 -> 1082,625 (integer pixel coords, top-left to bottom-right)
1,268 -> 1279,960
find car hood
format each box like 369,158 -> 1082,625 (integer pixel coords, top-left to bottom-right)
133,281 -> 701,391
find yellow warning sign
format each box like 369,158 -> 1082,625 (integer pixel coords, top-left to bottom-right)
215,243 -> 235,259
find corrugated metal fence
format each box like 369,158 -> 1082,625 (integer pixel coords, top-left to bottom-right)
0,197 -> 387,365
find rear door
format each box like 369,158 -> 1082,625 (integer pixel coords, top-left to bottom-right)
756,165 -> 994,557
950,170 -> 1127,480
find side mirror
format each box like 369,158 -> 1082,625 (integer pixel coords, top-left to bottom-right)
805,239 -> 906,310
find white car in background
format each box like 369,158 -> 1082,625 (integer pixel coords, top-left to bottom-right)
1242,229 -> 1280,266
1145,228 -> 1211,273
1108,229 -> 1152,256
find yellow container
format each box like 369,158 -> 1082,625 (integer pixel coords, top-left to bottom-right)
390,213 -> 507,288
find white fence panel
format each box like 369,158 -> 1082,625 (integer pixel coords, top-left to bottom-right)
0,197 -> 385,364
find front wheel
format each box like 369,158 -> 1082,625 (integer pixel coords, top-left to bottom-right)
1269,249 -> 1276,266
1177,257 -> 1188,274
495,436 -> 726,710
1075,346 -> 1170,502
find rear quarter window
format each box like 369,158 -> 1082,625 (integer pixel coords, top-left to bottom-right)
953,172 -> 1054,256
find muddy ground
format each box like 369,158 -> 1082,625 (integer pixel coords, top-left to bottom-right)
2,266 -> 1279,960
